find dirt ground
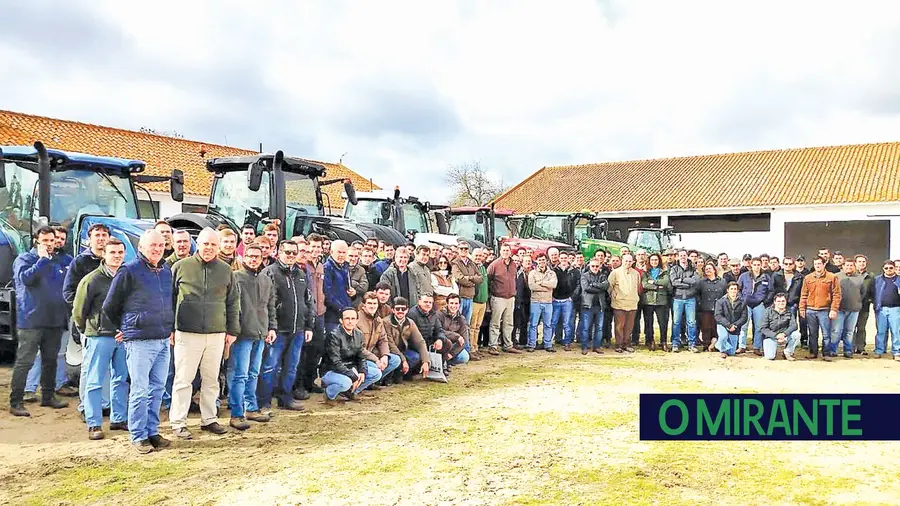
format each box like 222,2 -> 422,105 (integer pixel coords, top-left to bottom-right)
1,346 -> 899,506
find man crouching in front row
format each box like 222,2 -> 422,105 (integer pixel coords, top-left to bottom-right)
321,307 -> 381,405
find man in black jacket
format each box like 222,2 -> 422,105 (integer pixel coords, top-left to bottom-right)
71,237 -> 127,441
321,308 -> 380,405
227,244 -> 277,430
551,253 -> 578,351
579,258 -> 609,355
407,294 -> 453,374
258,240 -> 314,412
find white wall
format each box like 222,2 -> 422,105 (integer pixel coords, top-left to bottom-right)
658,202 -> 900,259
147,192 -> 209,220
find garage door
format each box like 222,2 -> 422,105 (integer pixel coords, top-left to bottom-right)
784,220 -> 891,268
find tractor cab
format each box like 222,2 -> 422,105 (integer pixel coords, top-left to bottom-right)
0,142 -> 183,342
344,187 -> 466,247
446,205 -> 513,252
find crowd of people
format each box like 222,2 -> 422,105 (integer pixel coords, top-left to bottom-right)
7,218 -> 900,453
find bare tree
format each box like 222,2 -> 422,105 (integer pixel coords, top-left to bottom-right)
444,161 -> 507,206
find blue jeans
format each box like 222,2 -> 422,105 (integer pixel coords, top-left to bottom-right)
551,299 -> 574,345
806,309 -> 832,356
451,349 -> 470,365
875,306 -> 900,356
78,354 -> 111,414
528,302 -> 553,349
404,350 -> 422,375
257,332 -> 304,408
460,298 -> 473,350
123,338 -> 169,443
322,371 -> 353,400
226,339 -> 265,418
355,361 -> 382,393
716,325 -> 739,356
383,353 -> 403,376
580,309 -> 603,351
26,330 -> 70,391
672,298 -> 697,348
162,344 -> 175,410
831,311 -> 859,355
763,331 -> 800,359
82,336 -> 128,427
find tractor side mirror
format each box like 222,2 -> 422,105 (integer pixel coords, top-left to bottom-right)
0,150 -> 6,188
170,169 -> 184,202
475,212 -> 484,225
380,202 -> 392,220
248,162 -> 264,192
612,230 -> 622,240
344,180 -> 358,205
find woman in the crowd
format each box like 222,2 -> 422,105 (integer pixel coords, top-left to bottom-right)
640,253 -> 671,351
697,262 -> 727,351
714,282 -> 748,358
431,255 -> 459,312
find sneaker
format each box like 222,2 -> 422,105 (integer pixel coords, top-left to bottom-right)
246,410 -> 270,422
292,389 -> 310,401
40,397 -> 68,409
88,426 -> 104,440
109,421 -> 128,431
785,352 -> 795,362
624,347 -> 635,353
672,347 -> 680,353
9,404 -> 30,417
134,440 -> 154,454
172,427 -> 193,440
22,392 -> 38,404
689,346 -> 700,353
488,347 -> 501,356
229,417 -> 250,431
55,385 -> 79,397
148,435 -> 171,449
200,422 -> 227,435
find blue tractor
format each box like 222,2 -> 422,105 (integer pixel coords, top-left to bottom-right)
0,141 -> 184,352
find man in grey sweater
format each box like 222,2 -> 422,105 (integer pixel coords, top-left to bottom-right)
831,261 -> 865,359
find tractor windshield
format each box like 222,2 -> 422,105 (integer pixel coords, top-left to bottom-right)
402,203 -> 429,234
531,215 -> 568,243
209,169 -> 322,235
345,199 -> 394,227
0,159 -> 138,252
449,213 -> 484,242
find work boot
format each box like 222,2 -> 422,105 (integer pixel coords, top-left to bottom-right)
133,440 -> 154,454
504,347 -> 522,354
488,347 -> 500,356
229,417 -> 250,431
246,410 -> 270,422
292,389 -> 310,401
9,404 -> 30,417
200,422 -> 227,435
22,392 -> 38,404
55,385 -> 79,397
109,421 -> 129,431
279,400 -> 306,411
88,426 -> 104,440
172,427 -> 193,440
148,435 -> 171,449
40,397 -> 68,409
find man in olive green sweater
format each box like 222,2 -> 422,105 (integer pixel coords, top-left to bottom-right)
169,228 -> 240,439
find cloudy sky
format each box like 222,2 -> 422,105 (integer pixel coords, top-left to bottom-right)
3,0 -> 900,202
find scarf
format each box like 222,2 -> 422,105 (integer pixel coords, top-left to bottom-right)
650,267 -> 661,280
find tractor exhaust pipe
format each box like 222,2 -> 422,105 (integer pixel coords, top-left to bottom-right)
35,141 -> 51,221
271,150 -> 286,228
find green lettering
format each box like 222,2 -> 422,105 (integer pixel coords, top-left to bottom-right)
793,399 -> 817,435
766,399 -> 792,436
698,399 -> 729,436
820,399 -> 840,435
659,400 -> 689,435
743,399 -> 765,435
734,396 -> 740,435
841,400 -> 862,436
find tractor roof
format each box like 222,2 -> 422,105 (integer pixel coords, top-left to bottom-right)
205,153 -> 327,177
0,145 -> 146,173
451,206 -> 515,216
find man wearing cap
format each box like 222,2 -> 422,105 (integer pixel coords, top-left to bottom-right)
723,258 -> 742,284
740,254 -> 752,274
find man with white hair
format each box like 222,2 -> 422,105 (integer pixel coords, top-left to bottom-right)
169,228 -> 240,439
102,230 -> 175,453
323,240 -> 353,334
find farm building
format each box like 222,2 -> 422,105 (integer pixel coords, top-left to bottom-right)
0,110 -> 379,217
493,142 -> 900,267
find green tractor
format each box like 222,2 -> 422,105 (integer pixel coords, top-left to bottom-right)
510,211 -> 628,258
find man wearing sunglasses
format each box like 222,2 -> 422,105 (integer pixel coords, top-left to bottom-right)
382,297 -> 430,382
873,260 -> 900,359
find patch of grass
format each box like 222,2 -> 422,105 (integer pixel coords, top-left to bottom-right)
19,458 -> 196,506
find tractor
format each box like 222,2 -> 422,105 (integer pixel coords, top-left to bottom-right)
168,151 -> 404,245
343,187 -> 482,249
0,141 -> 183,351
503,211 -> 617,258
444,205 -> 514,253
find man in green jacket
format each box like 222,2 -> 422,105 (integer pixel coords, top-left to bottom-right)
72,238 -> 130,441
169,228 -> 240,439
469,248 -> 490,358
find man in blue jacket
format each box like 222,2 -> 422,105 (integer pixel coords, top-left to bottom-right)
873,260 -> 900,359
102,230 -> 175,454
323,240 -> 353,334
737,257 -> 774,355
9,226 -> 71,417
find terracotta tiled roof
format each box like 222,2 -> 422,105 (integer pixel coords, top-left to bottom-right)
494,141 -> 900,214
0,110 -> 379,207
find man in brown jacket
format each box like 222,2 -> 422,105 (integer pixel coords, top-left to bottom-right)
355,292 -> 401,390
607,253 -> 641,353
799,256 -> 842,360
451,240 -> 482,327
438,294 -> 471,364
486,243 -> 522,355
383,297 -> 430,381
